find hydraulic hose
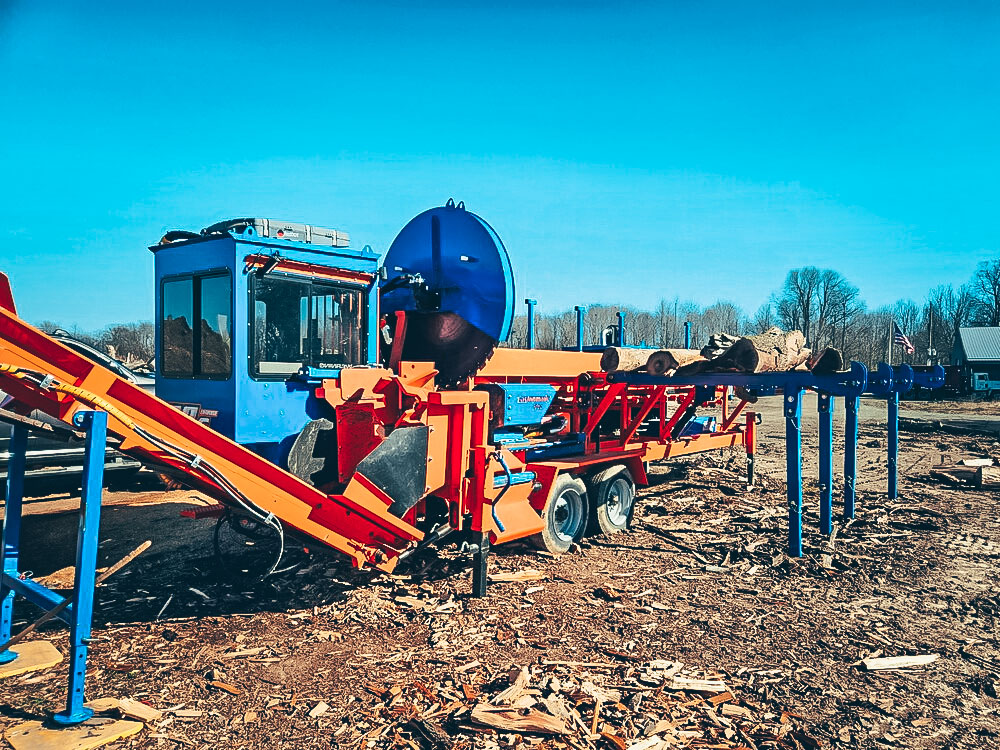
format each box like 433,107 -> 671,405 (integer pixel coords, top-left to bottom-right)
490,450 -> 512,533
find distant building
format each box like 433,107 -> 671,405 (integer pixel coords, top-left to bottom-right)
954,327 -> 1000,393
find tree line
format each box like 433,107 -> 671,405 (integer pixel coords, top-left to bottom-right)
34,258 -> 999,371
37,320 -> 154,370
506,258 -> 1000,368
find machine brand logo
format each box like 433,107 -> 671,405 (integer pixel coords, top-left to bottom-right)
171,402 -> 217,425
516,396 -> 550,404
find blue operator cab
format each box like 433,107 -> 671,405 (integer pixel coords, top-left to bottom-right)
151,218 -> 381,465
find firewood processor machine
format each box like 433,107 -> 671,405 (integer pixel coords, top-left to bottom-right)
0,200 -> 943,724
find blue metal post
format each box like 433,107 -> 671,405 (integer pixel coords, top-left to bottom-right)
575,306 -> 585,352
887,390 -> 899,500
525,298 -> 537,350
784,390 -> 803,557
53,410 -> 106,726
617,311 -> 626,347
0,425 -> 28,665
817,393 -> 834,536
843,395 -> 859,519
684,321 -> 691,349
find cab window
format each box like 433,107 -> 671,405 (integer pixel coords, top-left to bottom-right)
160,273 -> 232,379
251,274 -> 365,377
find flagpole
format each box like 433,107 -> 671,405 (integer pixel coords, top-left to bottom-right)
887,320 -> 892,366
928,307 -> 933,366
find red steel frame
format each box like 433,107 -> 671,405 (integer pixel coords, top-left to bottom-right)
0,269 -> 755,571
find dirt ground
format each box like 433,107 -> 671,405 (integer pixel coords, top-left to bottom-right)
2,394 -> 999,749
900,399 -> 999,416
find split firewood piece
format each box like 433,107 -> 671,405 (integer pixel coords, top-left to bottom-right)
978,466 -> 1000,489
117,697 -> 164,723
861,654 -> 939,671
668,675 -> 729,693
470,705 -> 569,734
492,666 -> 530,705
488,569 -> 545,583
930,465 -> 978,484
308,701 -> 330,718
961,458 -> 994,467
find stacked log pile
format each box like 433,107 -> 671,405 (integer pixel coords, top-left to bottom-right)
601,327 -> 844,377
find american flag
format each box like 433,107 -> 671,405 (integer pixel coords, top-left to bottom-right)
893,322 -> 915,355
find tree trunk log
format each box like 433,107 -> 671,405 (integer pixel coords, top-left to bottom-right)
600,347 -> 703,374
600,347 -> 659,373
807,347 -> 845,374
647,349 -> 704,375
702,327 -> 810,373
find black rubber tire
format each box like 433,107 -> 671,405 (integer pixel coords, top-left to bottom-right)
532,474 -> 589,554
588,467 -> 636,536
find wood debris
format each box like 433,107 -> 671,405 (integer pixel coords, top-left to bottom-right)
861,654 -> 940,671
488,568 -> 546,583
117,697 -> 164,722
335,659 -> 813,748
308,701 -> 330,718
470,705 -> 569,734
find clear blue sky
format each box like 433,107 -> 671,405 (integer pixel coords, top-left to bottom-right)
1,1 -> 997,329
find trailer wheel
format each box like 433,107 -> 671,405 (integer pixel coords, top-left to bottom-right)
532,474 -> 589,554
589,468 -> 636,535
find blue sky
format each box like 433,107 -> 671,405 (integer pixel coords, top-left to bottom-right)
1,1 -> 997,329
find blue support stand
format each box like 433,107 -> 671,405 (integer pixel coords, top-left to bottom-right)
887,391 -> 899,501
525,298 -> 537,350
608,363 -> 869,557
574,306 -> 586,352
817,393 -> 834,535
0,424 -> 28,664
784,390 -> 803,557
0,410 -> 106,726
843,395 -> 859,520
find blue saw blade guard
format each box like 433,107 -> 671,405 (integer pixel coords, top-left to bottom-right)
381,200 -> 515,342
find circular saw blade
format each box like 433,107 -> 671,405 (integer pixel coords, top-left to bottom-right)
381,201 -> 515,384
397,312 -> 496,385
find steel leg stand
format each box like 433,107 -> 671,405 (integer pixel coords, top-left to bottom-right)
784,390 -> 803,557
472,531 -> 490,598
52,410 -> 106,725
887,391 -> 899,501
0,425 -> 28,665
843,396 -> 858,519
818,394 -> 834,536
0,412 -> 106,725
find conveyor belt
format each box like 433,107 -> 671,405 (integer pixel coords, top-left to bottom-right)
0,273 -> 421,572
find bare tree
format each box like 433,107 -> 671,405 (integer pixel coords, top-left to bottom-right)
701,301 -> 744,337
751,302 -> 775,333
972,259 -> 1000,326
100,322 -> 154,366
926,283 -> 974,363
776,267 -> 821,344
814,270 -> 863,350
